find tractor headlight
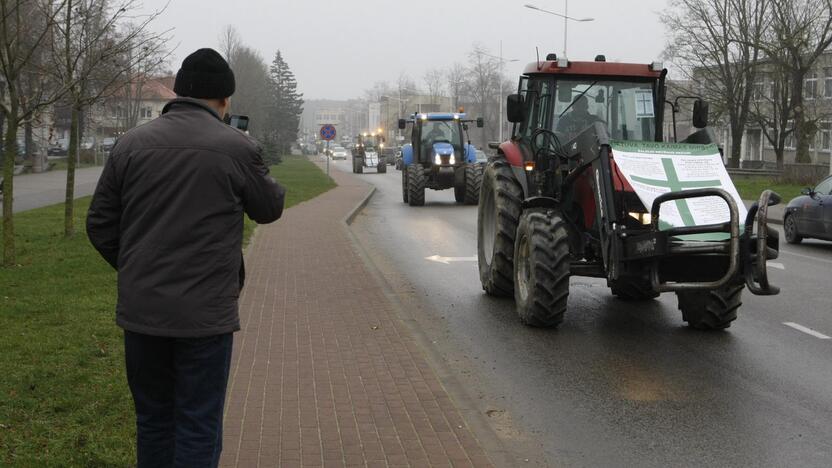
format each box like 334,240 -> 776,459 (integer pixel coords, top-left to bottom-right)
434,153 -> 441,165
449,155 -> 456,165
628,212 -> 652,225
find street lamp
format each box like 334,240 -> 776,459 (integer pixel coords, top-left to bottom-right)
478,42 -> 519,142
524,2 -> 594,57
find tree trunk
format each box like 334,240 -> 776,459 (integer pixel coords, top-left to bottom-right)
2,113 -> 18,267
729,122 -> 743,168
25,121 -> 41,173
795,118 -> 815,164
64,105 -> 80,237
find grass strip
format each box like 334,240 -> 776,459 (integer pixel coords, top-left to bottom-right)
0,156 -> 333,466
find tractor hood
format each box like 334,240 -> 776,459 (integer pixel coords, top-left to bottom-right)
432,142 -> 454,156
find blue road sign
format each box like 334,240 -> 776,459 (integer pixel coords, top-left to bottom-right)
320,124 -> 337,141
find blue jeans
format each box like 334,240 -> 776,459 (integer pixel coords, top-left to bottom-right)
124,331 -> 233,468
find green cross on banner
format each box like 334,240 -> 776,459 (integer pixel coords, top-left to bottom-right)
629,158 -> 721,226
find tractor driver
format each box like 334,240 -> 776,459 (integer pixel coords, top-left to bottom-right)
423,122 -> 449,143
556,95 -> 604,140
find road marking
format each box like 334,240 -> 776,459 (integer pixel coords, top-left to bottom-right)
783,322 -> 831,340
780,249 -> 832,265
767,262 -> 785,270
425,255 -> 477,265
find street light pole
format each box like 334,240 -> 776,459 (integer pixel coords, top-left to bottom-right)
524,2 -> 594,57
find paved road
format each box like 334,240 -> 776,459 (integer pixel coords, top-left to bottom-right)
335,158 -> 832,467
1,167 -> 103,214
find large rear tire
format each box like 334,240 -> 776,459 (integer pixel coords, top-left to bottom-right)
407,164 -> 426,207
609,278 -> 659,301
676,284 -> 743,330
464,163 -> 482,205
478,157 -> 522,297
513,210 -> 571,327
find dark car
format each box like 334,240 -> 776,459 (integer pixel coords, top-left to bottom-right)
784,174 -> 832,244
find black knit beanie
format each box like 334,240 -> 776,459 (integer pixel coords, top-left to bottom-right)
174,48 -> 235,99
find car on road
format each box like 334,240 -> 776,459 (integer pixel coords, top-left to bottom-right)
331,147 -> 349,160
784,174 -> 832,243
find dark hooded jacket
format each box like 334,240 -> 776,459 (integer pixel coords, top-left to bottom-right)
87,98 -> 285,337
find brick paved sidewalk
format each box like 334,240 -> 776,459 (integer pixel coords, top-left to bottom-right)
219,165 -> 494,467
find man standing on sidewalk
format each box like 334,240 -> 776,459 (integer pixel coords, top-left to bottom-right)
86,48 -> 285,467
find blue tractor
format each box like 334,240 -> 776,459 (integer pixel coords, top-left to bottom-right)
398,112 -> 484,206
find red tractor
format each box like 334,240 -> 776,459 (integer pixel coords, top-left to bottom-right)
477,55 -> 780,330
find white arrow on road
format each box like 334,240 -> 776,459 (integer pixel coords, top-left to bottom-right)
425,255 -> 478,265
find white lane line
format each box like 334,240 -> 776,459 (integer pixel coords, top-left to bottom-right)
783,322 -> 831,340
779,249 -> 832,265
425,255 -> 477,265
767,262 -> 785,270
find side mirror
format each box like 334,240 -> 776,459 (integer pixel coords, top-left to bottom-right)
801,187 -> 815,197
692,100 -> 709,129
476,117 -> 484,128
463,123 -> 469,131
506,94 -> 526,123
398,119 -> 406,130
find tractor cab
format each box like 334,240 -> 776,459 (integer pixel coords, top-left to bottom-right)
398,112 -> 485,206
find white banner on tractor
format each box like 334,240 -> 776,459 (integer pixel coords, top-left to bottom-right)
610,141 -> 747,230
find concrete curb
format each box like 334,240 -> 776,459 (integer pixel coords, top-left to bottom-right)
344,186 -> 377,226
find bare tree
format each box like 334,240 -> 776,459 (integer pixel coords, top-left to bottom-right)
224,45 -> 271,138
467,44 -> 500,142
662,0 -> 768,168
51,0 -> 169,236
423,68 -> 444,105
758,0 -> 832,164
219,24 -> 241,64
446,62 -> 466,110
0,0 -> 70,266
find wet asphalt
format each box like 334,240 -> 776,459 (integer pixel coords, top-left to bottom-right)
333,158 -> 832,468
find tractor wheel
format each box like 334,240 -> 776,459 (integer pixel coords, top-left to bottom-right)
513,210 -> 571,327
453,167 -> 466,203
401,169 -> 409,204
609,278 -> 659,301
352,157 -> 358,173
356,159 -> 364,174
478,157 -> 523,297
377,161 -> 387,174
407,164 -> 426,207
464,163 -> 483,205
784,213 -> 802,244
676,284 -> 744,330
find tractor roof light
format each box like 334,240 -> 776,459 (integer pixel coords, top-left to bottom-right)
524,161 -> 535,171
453,114 -> 460,120
650,61 -> 664,71
420,114 -> 428,121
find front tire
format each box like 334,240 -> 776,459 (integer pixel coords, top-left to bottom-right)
407,164 -> 426,207
478,157 -> 523,297
676,285 -> 743,330
464,163 -> 483,205
784,213 -> 802,244
377,161 -> 387,174
513,210 -> 571,327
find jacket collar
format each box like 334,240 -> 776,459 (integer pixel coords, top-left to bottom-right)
162,97 -> 223,121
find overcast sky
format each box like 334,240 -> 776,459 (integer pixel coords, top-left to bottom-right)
138,0 -> 671,100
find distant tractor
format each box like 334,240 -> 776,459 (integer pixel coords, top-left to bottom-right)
478,55 -> 781,330
398,112 -> 484,206
352,132 -> 386,174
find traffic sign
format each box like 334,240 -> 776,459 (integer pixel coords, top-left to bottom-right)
320,124 -> 337,141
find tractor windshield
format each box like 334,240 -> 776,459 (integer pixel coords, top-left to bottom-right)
421,120 -> 463,149
551,79 -> 657,142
